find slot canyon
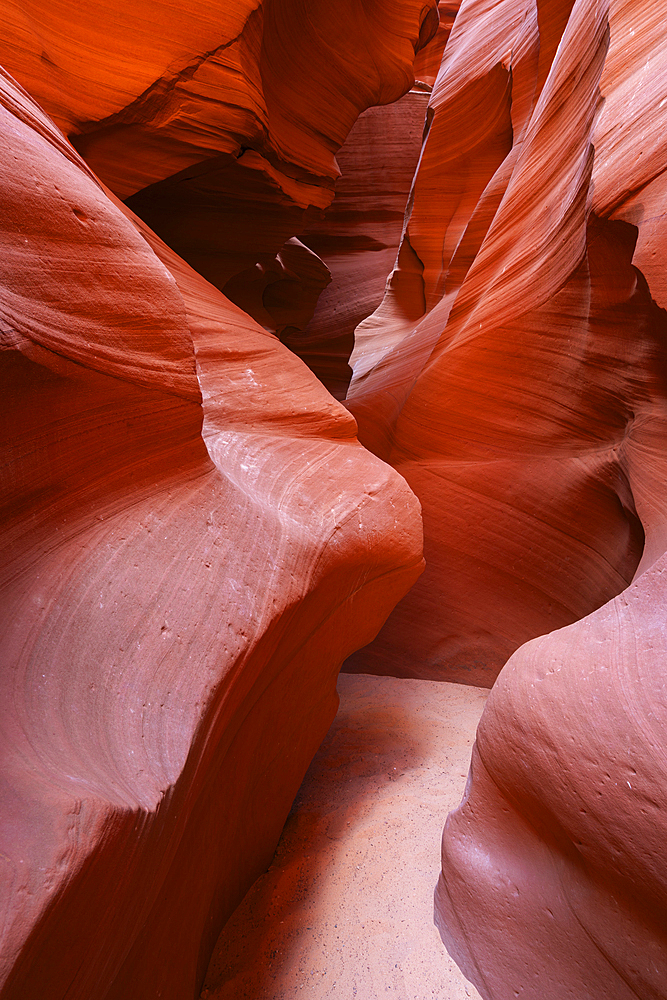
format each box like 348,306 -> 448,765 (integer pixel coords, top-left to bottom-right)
1,0 -> 666,997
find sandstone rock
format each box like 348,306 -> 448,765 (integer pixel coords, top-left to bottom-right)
0,68 -> 423,999
4,0 -> 666,997
1,0 -> 438,200
413,1 -> 460,87
344,0 -> 658,684
2,0 -> 440,397
280,89 -> 430,399
438,554 -> 667,1000
429,0 -> 667,997
275,0 -> 459,399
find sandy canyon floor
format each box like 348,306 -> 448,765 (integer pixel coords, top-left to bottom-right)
202,673 -> 486,999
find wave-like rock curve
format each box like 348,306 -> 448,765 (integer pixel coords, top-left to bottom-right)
0,67 -> 423,999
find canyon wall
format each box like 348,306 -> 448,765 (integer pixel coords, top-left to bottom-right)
344,0 -> 665,686
2,1 -> 667,999
0,1 -> 437,993
405,0 -> 667,997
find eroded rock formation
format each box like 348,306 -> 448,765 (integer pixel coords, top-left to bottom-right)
343,0 -> 666,689
0,50 -> 424,998
2,0 -> 441,396
4,0 -> 667,998
280,90 -> 430,398
424,0 -> 667,997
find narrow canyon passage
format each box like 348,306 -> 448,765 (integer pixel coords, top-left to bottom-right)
3,1 -> 667,997
201,673 -> 486,1000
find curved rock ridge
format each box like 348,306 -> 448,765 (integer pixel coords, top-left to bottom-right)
427,0 -> 667,997
593,0 -> 667,312
438,552 -> 667,1000
0,0 -> 440,356
0,69 -> 423,999
256,3 -> 460,401
413,1 -> 461,87
343,0 -> 667,685
1,0 -> 438,199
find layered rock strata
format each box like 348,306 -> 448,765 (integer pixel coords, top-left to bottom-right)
273,3 -> 461,399
4,0 -> 666,998
0,68 -> 423,999
2,0 -> 440,395
1,0 -> 438,200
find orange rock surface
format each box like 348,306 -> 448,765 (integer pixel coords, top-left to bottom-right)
0,63 -> 423,998
1,0 -> 440,398
279,89 -> 430,399
394,0 -> 667,997
4,0 -> 667,998
344,0 -> 663,685
1,0 -> 437,198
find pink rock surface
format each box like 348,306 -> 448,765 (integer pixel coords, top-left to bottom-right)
0,68 -> 423,998
438,556 -> 667,1000
4,0 -> 667,997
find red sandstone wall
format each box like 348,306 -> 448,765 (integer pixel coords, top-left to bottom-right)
0,7 -> 431,992
344,0 -> 665,687
359,0 -> 667,995
3,1 -> 667,998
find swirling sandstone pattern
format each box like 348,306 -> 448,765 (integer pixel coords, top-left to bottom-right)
1,0 -> 437,197
2,0 -> 439,396
0,62 -> 423,999
413,0 -> 667,997
4,0 -> 667,997
344,0 -> 663,685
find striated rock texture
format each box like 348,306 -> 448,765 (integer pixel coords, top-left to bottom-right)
5,0 -> 667,998
1,0 -> 438,199
344,0 -> 666,685
0,67 -> 423,999
273,4 -> 460,400
2,0 -> 436,314
427,0 -> 667,998
2,0 -> 440,399
412,1 -> 460,87
240,1 -> 457,401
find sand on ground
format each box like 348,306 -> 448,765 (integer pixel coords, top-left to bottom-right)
202,673 -> 487,1000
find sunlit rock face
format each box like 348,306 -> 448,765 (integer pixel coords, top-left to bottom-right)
0,52 -> 424,1000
